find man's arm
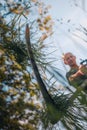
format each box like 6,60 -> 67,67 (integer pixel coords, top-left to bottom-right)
69,65 -> 87,81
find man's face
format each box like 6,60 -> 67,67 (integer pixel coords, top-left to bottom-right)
64,53 -> 76,67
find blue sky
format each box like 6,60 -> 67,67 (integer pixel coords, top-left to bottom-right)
42,0 -> 87,71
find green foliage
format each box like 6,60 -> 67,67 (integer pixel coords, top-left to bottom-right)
0,46 -> 29,129
0,1 -> 54,129
0,0 -> 87,130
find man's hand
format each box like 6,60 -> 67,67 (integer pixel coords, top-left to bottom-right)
79,65 -> 87,75
69,69 -> 84,81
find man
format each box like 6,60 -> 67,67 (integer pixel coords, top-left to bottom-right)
63,52 -> 87,89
